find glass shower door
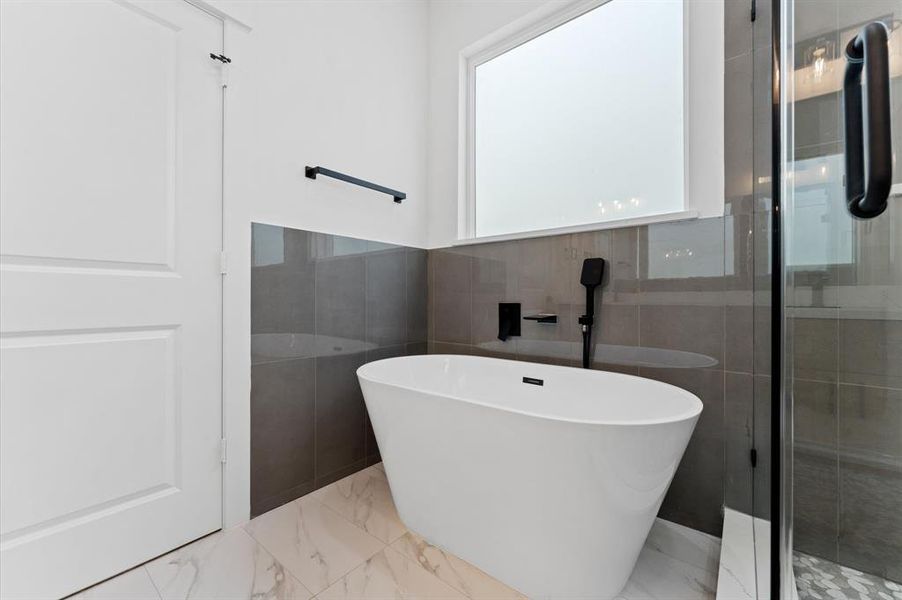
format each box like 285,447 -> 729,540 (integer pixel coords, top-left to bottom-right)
781,0 -> 902,597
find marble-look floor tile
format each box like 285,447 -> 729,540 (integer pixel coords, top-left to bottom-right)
145,528 -> 310,600
244,495 -> 384,595
390,532 -> 527,599
69,566 -> 161,600
312,464 -> 406,544
617,539 -> 720,600
317,547 -> 467,600
644,518 -> 721,575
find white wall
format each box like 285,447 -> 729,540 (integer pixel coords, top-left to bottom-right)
220,0 -> 429,247
426,0 -> 558,248
211,0 -> 429,526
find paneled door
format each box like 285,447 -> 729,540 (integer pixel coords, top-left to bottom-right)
0,1 -> 224,597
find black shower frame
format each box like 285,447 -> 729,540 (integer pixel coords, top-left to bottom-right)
770,0 -> 783,596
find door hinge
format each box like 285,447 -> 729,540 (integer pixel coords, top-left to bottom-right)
220,251 -> 228,275
220,438 -> 227,464
750,447 -> 758,468
210,53 -> 231,88
750,0 -> 757,22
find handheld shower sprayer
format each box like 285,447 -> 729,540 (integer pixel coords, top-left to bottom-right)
578,258 -> 605,369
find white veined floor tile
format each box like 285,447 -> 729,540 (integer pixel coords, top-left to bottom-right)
617,541 -> 719,600
391,532 -> 527,599
317,547 -> 467,600
643,518 -> 722,574
312,464 -> 407,544
144,527 -> 310,600
244,495 -> 385,595
68,566 -> 161,600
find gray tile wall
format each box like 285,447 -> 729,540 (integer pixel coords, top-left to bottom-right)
251,223 -> 427,517
786,2 -> 902,582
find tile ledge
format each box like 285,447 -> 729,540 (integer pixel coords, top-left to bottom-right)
717,508 -> 758,600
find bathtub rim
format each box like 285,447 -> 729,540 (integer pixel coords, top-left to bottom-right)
357,354 -> 703,427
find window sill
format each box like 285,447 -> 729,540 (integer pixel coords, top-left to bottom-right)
453,210 -> 700,247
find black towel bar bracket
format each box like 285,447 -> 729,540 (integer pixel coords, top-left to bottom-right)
305,166 -> 406,203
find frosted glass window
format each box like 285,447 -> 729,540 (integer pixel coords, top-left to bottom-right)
473,0 -> 685,238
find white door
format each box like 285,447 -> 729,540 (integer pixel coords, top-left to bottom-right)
0,1 -> 224,597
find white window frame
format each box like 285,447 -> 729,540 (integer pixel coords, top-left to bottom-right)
456,0 -> 724,244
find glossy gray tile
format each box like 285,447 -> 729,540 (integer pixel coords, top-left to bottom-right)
639,304 -> 725,368
610,226 -> 639,296
315,251 -> 366,344
793,448 -> 839,561
406,250 -> 428,343
725,54 -> 753,204
837,461 -> 902,580
793,317 -> 839,382
641,367 -> 725,536
251,358 -> 315,517
753,375 -> 772,520
252,224 -> 316,365
725,305 -> 754,373
431,250 -> 472,344
794,380 -> 837,447
725,372 -> 753,514
839,319 -> 902,389
251,225 -> 427,517
838,384 -> 902,462
724,0 -> 752,61
432,292 -> 471,344
366,248 -> 407,347
315,352 -> 367,479
639,218 -> 726,293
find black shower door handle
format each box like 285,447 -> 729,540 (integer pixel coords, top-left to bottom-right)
843,22 -> 893,219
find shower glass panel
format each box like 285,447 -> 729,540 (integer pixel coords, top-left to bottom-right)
780,0 -> 902,597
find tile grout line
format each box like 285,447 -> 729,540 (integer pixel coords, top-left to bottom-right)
243,495 -> 385,598
313,253 -> 319,487
142,565 -> 164,600
301,466 -> 471,599
305,492 -> 389,596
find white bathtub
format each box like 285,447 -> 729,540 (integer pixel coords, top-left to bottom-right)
357,354 -> 703,600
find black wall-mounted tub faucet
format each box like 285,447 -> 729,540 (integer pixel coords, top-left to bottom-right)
498,303 -> 521,341
578,258 -> 605,368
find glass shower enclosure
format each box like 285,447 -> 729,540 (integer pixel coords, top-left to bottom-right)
776,0 -> 902,597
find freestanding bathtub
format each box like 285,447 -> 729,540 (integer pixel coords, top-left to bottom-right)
357,354 -> 703,600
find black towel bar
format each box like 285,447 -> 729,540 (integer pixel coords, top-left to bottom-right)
305,166 -> 406,203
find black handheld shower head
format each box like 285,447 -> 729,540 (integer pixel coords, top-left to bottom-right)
578,258 -> 606,369
580,257 -> 606,289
